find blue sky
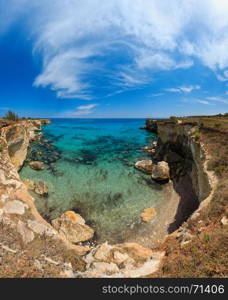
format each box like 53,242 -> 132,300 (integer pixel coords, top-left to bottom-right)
0,0 -> 228,118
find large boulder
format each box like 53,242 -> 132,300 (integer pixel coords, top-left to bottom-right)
151,161 -> 170,181
34,181 -> 48,197
29,161 -> 45,171
135,160 -> 153,174
51,211 -> 94,244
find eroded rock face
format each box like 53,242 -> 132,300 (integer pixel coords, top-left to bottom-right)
29,161 -> 45,171
151,161 -> 170,181
80,242 -> 165,278
2,125 -> 30,170
135,160 -> 153,174
51,211 -> 94,244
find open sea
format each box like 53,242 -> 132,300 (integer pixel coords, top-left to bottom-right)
20,118 -> 169,244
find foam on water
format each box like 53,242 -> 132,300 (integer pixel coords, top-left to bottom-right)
20,119 -> 167,244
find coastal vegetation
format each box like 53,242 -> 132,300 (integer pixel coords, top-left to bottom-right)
3,110 -> 19,121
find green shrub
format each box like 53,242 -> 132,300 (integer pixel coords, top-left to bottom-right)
213,165 -> 227,176
192,131 -> 201,141
214,123 -> 221,129
4,110 -> 19,121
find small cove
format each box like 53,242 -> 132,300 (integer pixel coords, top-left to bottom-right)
20,118 -> 173,245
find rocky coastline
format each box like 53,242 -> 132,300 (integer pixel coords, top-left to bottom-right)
0,118 -> 217,277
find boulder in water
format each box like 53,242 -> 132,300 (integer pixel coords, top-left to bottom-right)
135,160 -> 153,174
34,181 -> 48,197
29,161 -> 45,170
51,211 -> 94,244
151,161 -> 170,181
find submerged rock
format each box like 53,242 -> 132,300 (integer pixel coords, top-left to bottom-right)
51,211 -> 94,244
151,161 -> 170,181
140,207 -> 157,223
135,160 -> 153,174
29,161 -> 45,170
34,181 -> 48,197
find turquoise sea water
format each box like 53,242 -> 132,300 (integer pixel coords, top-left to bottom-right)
20,119 -> 167,244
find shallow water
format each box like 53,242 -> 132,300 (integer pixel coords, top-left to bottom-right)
20,118 -> 168,244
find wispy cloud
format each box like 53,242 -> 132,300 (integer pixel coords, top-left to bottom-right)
149,93 -> 164,97
1,0 -> 228,98
73,103 -> 98,116
206,96 -> 228,104
77,104 -> 97,110
165,85 -> 200,93
196,100 -> 215,105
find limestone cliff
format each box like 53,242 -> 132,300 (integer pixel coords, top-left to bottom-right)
151,120 -> 217,230
0,119 -> 48,171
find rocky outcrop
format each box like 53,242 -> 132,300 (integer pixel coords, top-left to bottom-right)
34,181 -> 48,197
0,120 -> 46,171
29,161 -> 45,171
146,119 -> 216,231
155,121 -> 212,201
78,242 -> 165,278
51,211 -> 94,244
140,119 -> 158,133
135,160 -> 153,174
151,161 -> 170,181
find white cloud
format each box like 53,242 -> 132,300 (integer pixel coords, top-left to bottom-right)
165,85 -> 200,93
77,104 -> 97,110
71,103 -> 98,116
150,93 -> 164,97
206,96 -> 228,104
196,100 -> 215,105
1,0 -> 228,98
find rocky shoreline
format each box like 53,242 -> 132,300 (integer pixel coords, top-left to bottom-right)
0,118 -> 216,277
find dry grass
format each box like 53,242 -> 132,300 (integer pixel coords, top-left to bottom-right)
0,222 -> 85,278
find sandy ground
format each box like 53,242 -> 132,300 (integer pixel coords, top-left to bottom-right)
125,181 -> 181,249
